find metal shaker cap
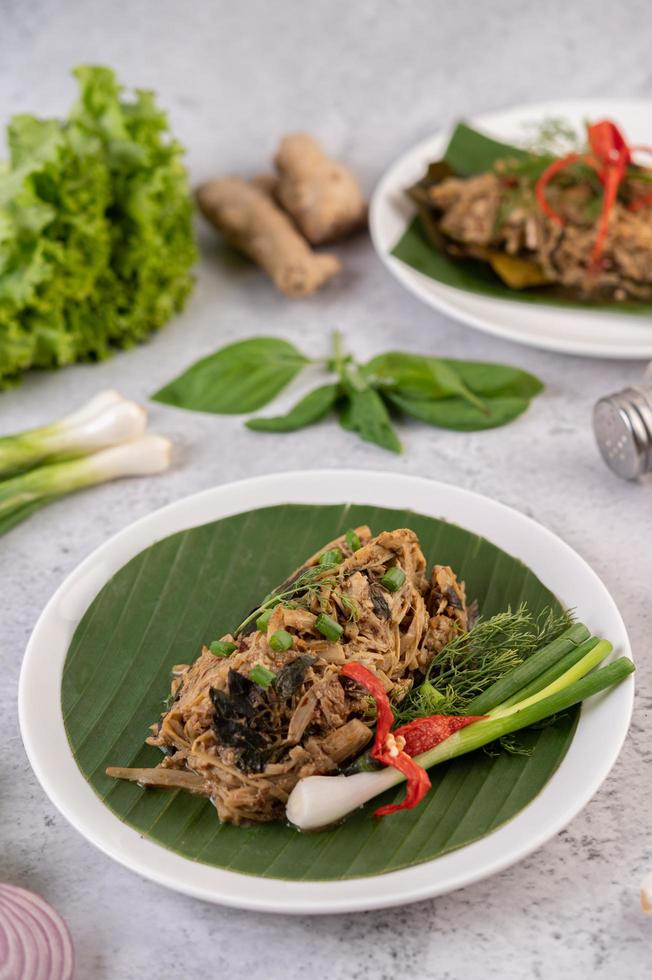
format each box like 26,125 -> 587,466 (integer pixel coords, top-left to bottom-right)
593,385 -> 652,480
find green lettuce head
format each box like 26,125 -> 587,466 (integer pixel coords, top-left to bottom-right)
0,65 -> 196,388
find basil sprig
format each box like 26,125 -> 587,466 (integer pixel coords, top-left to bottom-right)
152,333 -> 543,453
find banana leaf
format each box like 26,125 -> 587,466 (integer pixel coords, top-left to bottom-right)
62,503 -> 577,882
392,123 -> 652,314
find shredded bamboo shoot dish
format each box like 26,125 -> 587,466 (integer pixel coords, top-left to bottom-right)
107,526 -> 468,824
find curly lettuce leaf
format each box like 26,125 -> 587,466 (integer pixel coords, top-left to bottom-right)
0,65 -> 196,388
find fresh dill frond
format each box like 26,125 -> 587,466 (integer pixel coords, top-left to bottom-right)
520,116 -> 584,156
234,564 -> 339,636
337,593 -> 360,621
495,733 -> 531,756
394,604 -> 574,724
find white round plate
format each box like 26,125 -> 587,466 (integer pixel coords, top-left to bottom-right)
19,471 -> 633,914
370,98 -> 652,358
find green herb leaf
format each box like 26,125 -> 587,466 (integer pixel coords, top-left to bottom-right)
386,358 -> 543,431
246,383 -> 339,432
443,360 -> 544,399
363,351 -> 486,412
389,393 -> 532,431
394,605 -> 575,721
338,386 -> 402,454
334,343 -> 404,453
152,338 -> 309,414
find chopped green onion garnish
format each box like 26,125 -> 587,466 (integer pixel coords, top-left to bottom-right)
269,629 -> 293,652
319,548 -> 343,566
209,640 -> 237,658
315,613 -> 344,641
249,663 -> 276,688
380,566 -> 406,592
256,608 -> 273,632
345,529 -> 361,552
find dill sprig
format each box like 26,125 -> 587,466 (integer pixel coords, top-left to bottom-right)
520,116 -> 583,156
233,559 -> 355,636
394,604 -> 574,722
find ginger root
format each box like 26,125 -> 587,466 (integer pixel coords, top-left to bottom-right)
274,133 -> 367,245
196,177 -> 341,298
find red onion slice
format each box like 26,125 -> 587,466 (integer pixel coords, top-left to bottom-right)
0,884 -> 73,980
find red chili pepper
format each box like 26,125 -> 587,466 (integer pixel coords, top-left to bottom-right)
341,662 -> 483,818
341,662 -> 394,752
534,119 -> 652,274
393,714 -> 484,757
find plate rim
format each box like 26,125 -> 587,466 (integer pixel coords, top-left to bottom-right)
370,97 -> 652,359
19,470 -> 634,914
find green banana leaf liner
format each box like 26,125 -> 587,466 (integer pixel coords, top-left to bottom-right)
62,503 -> 578,882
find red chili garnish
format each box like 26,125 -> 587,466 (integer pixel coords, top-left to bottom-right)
341,662 -> 394,750
341,662 -> 483,818
393,714 -> 484,757
534,119 -> 652,274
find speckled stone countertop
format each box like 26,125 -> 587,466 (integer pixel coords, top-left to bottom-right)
1,1 -> 651,977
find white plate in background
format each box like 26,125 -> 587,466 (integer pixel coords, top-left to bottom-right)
370,99 -> 652,359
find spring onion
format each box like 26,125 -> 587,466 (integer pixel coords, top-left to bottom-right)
256,609 -> 274,632
350,635 -> 610,775
249,664 -> 276,688
320,548 -> 343,566
0,434 -> 172,537
495,636 -> 600,710
465,622 -> 590,714
209,640 -> 237,658
0,390 -> 147,478
489,639 -> 612,719
269,629 -> 293,652
346,529 -> 361,551
380,566 -> 406,592
315,613 -> 344,641
286,648 -> 634,830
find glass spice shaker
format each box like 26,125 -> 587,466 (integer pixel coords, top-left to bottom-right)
593,374 -> 652,480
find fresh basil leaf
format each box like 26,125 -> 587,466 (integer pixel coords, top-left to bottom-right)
388,391 -> 534,431
152,338 -> 308,414
339,389 -> 402,453
246,384 -> 339,432
362,352 -> 486,413
441,360 -> 544,399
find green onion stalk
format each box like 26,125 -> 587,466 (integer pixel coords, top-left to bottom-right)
286,626 -> 633,831
0,435 -> 172,536
0,390 -> 146,477
0,392 -> 172,536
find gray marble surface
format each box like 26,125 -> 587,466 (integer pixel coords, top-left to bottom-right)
1,1 -> 651,977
